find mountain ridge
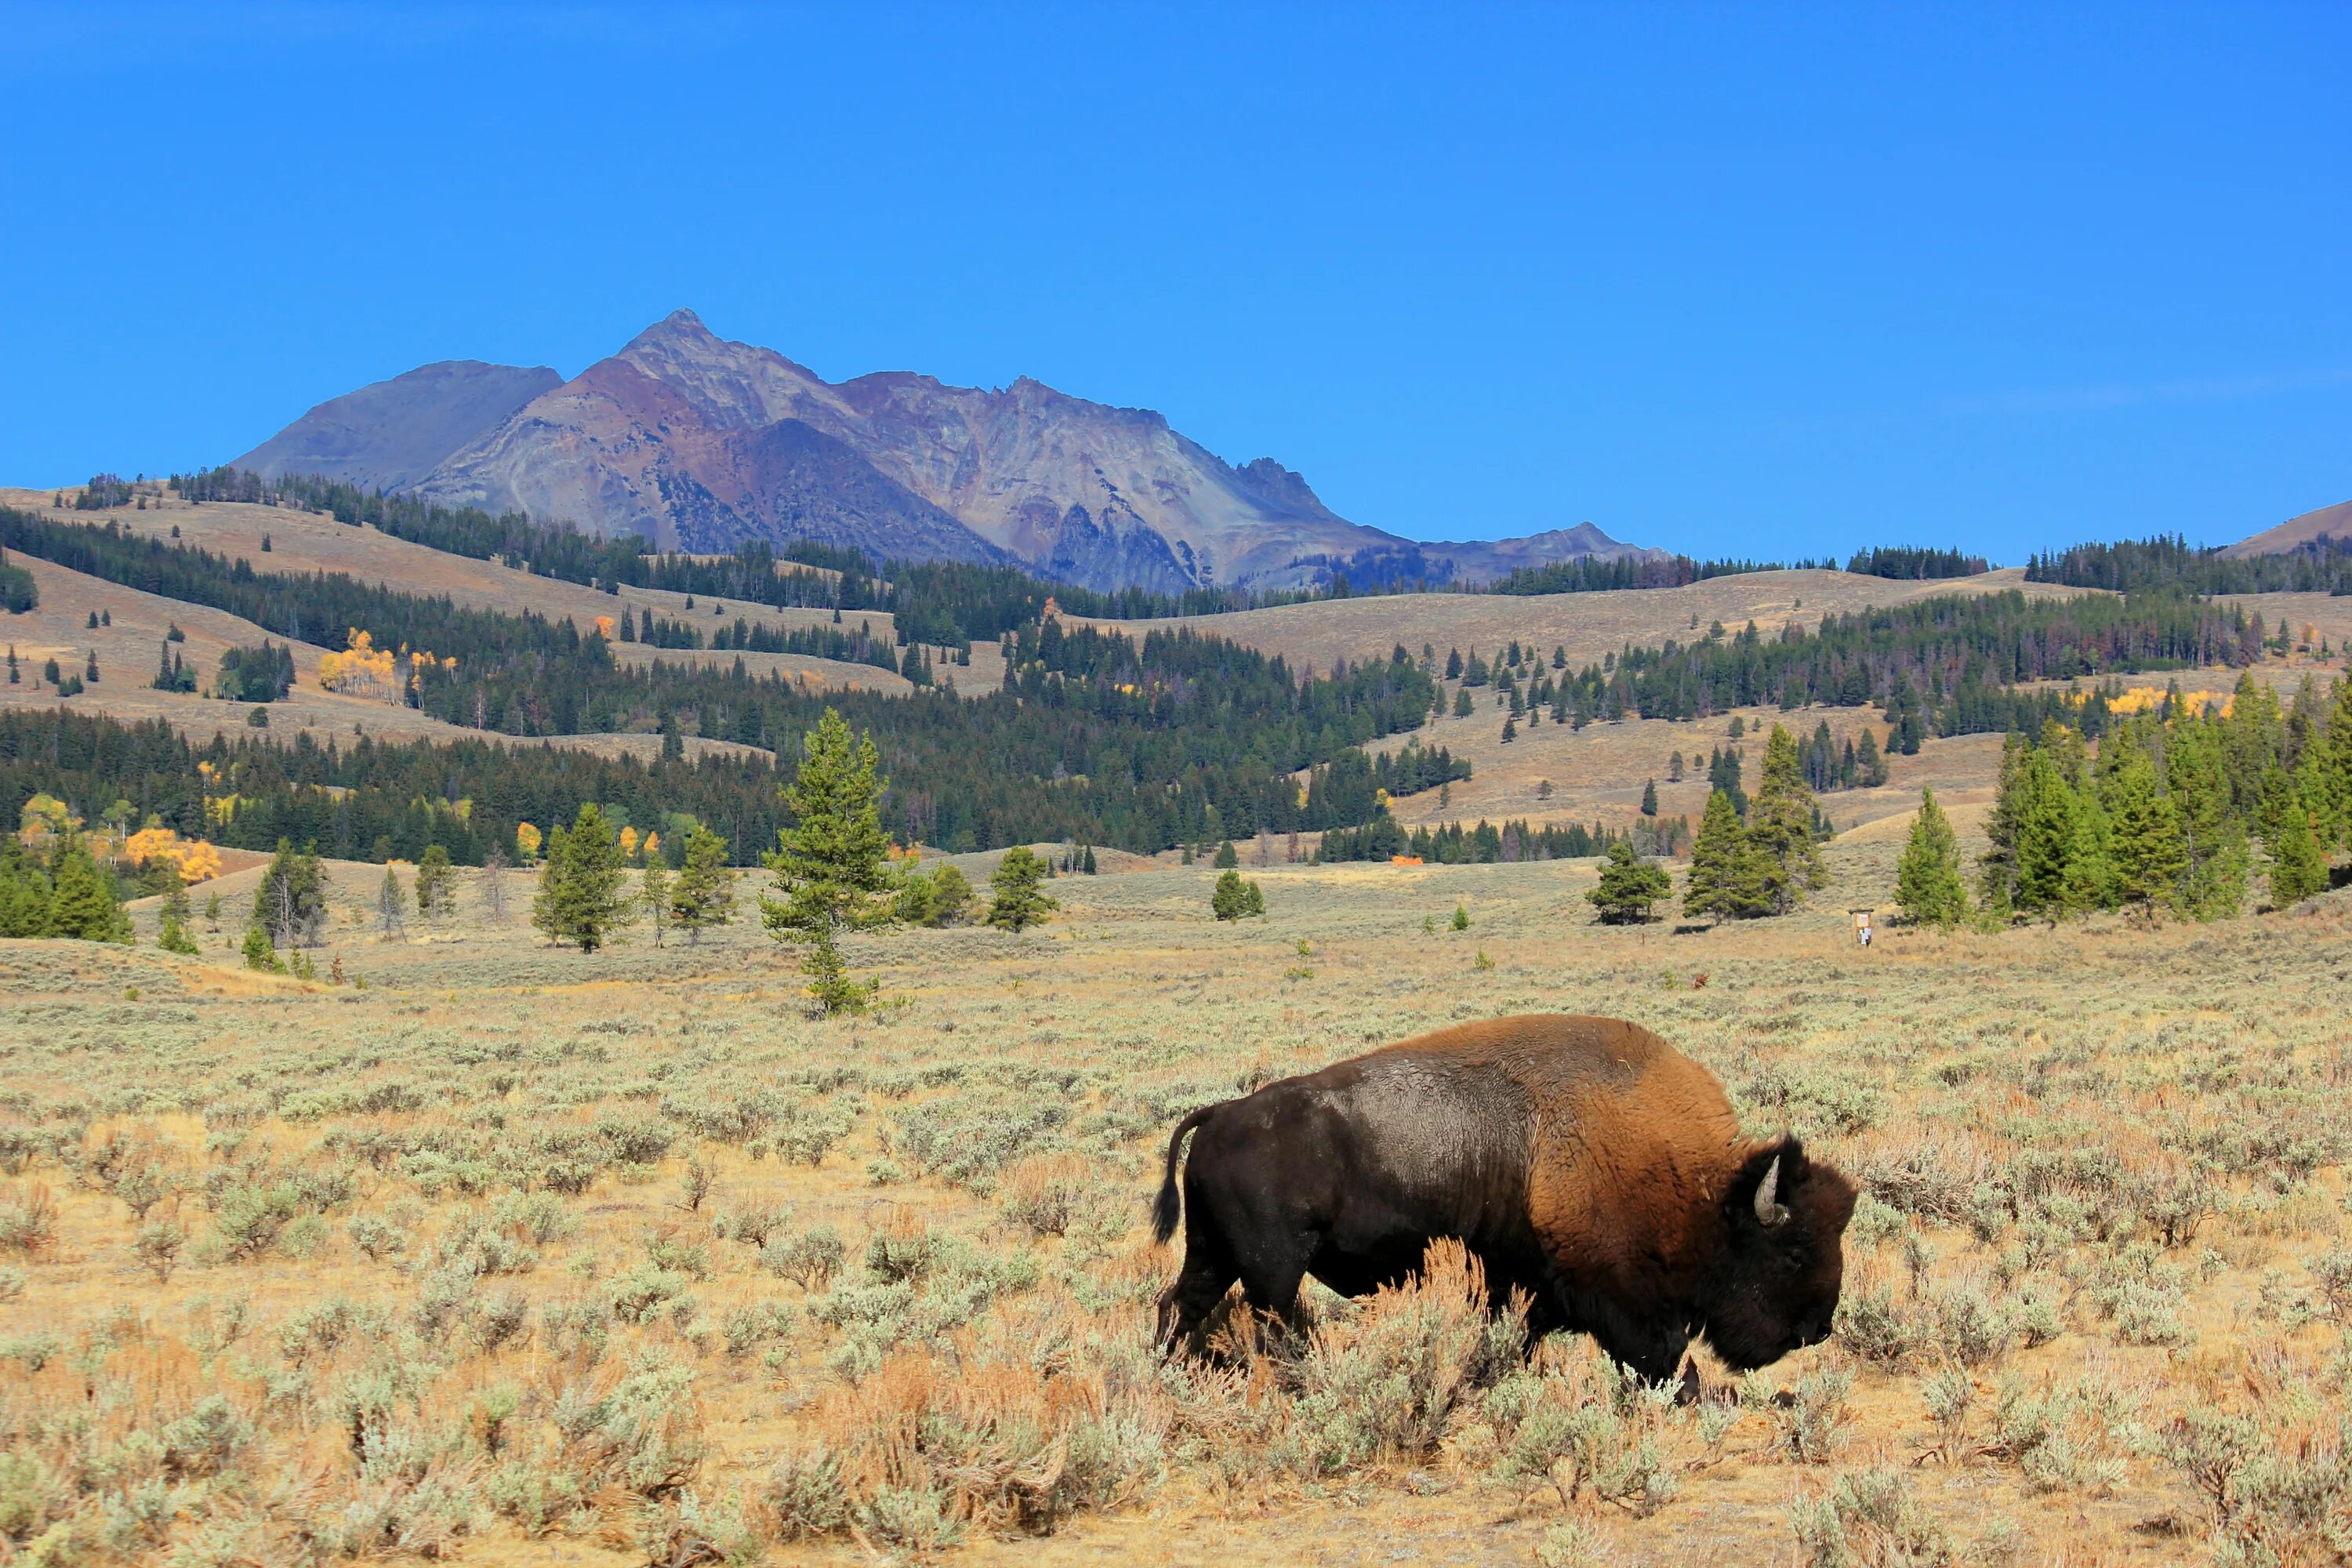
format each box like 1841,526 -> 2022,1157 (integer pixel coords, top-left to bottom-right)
234,309 -> 1659,590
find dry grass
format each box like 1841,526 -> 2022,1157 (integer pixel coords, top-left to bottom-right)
5,833 -> 2350,1564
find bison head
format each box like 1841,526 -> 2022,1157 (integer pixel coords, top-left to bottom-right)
1699,1136 -> 1858,1370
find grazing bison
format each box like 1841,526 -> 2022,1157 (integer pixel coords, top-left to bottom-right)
1152,1014 -> 1856,1384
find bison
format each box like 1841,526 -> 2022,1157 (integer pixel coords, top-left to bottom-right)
1152,1014 -> 1856,1385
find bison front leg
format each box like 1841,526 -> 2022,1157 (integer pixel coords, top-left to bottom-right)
1563,1286 -> 1692,1389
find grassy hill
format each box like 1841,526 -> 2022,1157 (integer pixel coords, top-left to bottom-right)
1069,565 -> 2085,676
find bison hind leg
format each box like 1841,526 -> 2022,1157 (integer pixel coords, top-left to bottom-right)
1156,1240 -> 1241,1358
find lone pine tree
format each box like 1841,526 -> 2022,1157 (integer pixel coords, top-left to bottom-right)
986,845 -> 1058,931
533,803 -> 630,953
1587,839 -> 1672,924
761,709 -> 895,1012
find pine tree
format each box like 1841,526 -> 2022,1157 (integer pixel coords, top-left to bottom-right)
1213,840 -> 1239,869
376,865 -> 408,939
2106,752 -> 2187,922
760,709 -> 895,1011
1977,731 -> 2028,912
1894,788 -> 1969,928
986,845 -> 1058,931
2057,793 -> 2118,916
2013,749 -> 2078,916
241,920 -> 282,971
927,862 -> 974,926
1683,789 -> 1750,921
1639,779 -> 1658,817
641,861 -> 670,947
2266,799 -> 2328,908
532,803 -> 630,953
1588,839 -> 1672,924
1211,869 -> 1264,920
47,839 -> 129,942
252,840 -> 325,949
2167,720 -> 2246,920
413,844 -> 455,921
670,824 -> 737,943
156,865 -> 198,954
1744,725 -> 1827,913
0,841 -> 53,938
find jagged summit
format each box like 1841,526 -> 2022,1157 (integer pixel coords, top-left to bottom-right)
232,312 -> 1657,590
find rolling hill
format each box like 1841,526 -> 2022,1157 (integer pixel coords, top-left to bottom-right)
2224,497 -> 2352,558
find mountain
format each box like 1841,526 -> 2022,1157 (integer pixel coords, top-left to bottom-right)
2223,498 -> 2352,559
234,361 -> 564,495
232,310 -> 1659,591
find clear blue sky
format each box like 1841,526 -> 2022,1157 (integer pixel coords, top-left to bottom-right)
3,3 -> 2346,564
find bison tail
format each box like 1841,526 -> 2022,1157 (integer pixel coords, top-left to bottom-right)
1152,1105 -> 1216,1245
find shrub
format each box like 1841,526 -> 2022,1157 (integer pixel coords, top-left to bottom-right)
0,1184 -> 56,1255
761,1225 -> 846,1290
1285,1240 -> 1526,1473
1789,1466 -> 1954,1567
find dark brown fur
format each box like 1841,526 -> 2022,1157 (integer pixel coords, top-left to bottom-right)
1153,1014 -> 1857,1380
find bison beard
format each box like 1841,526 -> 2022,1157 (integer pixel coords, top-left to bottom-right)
1152,1014 -> 1857,1385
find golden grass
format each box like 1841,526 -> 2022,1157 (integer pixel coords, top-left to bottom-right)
3,833 -> 2349,1563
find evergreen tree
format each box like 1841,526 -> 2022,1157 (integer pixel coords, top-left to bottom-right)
48,839 -> 129,942
156,865 -> 198,954
1588,839 -> 1672,924
1978,731 -> 2028,912
1080,844 -> 1097,874
1854,726 -> 1889,787
241,920 -> 282,971
1211,868 -> 1266,920
376,865 -> 408,938
1683,789 -> 1751,921
2057,793 -> 2118,916
1745,724 -> 1827,913
413,843 -> 455,921
2166,720 -> 2246,919
1894,787 -> 1969,928
2013,750 -> 2078,916
252,840 -> 326,949
2266,799 -> 2328,908
670,824 -> 737,943
0,840 -> 53,938
2105,752 -> 2187,922
532,803 -> 630,953
1706,746 -> 1749,819
1212,839 -> 1239,869
927,862 -> 974,926
1639,779 -> 1658,817
760,710 -> 895,1011
986,845 -> 1058,931
641,859 -> 671,947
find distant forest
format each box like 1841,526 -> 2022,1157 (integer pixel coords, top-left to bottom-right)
2027,532 -> 2352,596
12,480 -> 2311,862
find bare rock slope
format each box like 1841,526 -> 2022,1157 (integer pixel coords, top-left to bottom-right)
237,310 -> 1659,592
234,361 -> 564,495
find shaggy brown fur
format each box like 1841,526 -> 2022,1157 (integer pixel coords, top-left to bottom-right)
1154,1014 -> 1857,1381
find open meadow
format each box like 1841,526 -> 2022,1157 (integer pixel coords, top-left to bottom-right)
4,832 -> 2350,1566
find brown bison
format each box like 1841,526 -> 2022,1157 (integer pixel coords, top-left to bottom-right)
1152,1014 -> 1856,1384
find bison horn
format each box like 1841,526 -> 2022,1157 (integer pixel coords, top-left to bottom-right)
1754,1156 -> 1791,1226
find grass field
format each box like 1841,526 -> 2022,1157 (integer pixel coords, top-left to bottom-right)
4,829 -> 2349,1566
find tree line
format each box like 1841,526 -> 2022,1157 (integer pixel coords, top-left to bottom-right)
2026,532 -> 2352,597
